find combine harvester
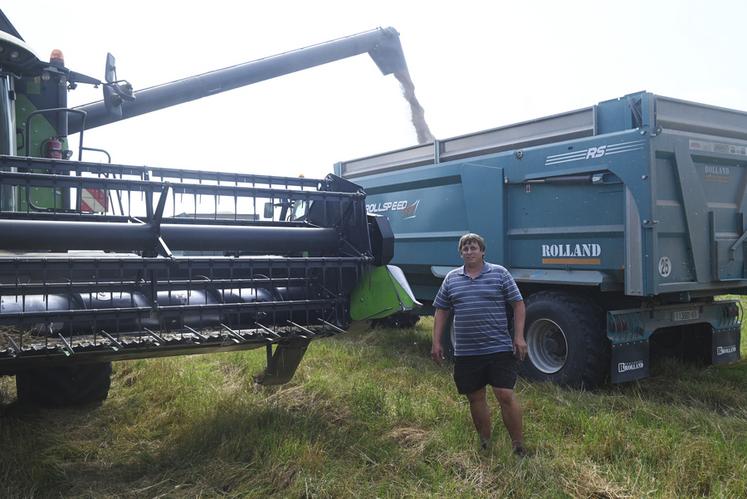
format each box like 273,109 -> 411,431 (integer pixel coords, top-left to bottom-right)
338,92 -> 745,387
0,11 -> 417,406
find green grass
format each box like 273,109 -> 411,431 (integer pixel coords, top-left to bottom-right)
2,317 -> 747,498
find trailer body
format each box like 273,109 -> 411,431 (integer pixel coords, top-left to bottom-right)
337,92 -> 744,385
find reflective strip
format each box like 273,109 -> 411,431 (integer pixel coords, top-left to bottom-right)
80,189 -> 107,213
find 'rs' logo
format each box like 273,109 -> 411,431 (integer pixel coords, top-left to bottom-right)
585,145 -> 607,159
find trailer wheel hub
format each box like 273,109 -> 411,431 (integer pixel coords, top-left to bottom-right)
526,318 -> 568,374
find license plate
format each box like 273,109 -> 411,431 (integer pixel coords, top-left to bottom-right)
673,309 -> 699,321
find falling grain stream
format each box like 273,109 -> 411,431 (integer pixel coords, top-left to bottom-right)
394,69 -> 434,144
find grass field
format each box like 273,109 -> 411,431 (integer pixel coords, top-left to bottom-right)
1,317 -> 747,498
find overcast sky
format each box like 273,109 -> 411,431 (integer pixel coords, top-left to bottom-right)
4,1 -> 747,179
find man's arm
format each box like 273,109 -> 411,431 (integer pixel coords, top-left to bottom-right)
432,308 -> 450,365
511,300 -> 527,360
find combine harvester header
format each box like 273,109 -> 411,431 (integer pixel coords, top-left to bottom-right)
0,10 -> 419,406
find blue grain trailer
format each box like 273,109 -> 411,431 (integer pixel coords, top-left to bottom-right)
335,91 -> 744,386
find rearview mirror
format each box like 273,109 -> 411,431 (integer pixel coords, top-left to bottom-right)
102,53 -> 134,119
264,202 -> 275,219
105,52 -> 117,84
103,53 -> 122,118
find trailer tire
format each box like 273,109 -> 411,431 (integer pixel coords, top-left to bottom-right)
520,291 -> 608,388
16,362 -> 112,407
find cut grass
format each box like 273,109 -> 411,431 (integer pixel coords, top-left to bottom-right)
1,317 -> 747,497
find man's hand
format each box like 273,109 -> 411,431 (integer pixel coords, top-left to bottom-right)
513,336 -> 528,361
511,300 -> 527,361
432,308 -> 450,365
431,343 -> 444,365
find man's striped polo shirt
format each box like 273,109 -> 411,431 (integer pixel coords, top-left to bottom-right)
433,262 -> 523,356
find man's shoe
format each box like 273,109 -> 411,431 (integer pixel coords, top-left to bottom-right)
512,445 -> 527,458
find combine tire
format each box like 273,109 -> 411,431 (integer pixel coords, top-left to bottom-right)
16,362 -> 112,407
521,291 -> 608,388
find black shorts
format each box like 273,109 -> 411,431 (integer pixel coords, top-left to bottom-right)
453,351 -> 518,394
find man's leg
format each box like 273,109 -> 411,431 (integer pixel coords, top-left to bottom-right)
492,387 -> 523,450
465,387 -> 492,446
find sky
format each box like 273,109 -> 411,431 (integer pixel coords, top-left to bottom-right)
4,0 -> 747,179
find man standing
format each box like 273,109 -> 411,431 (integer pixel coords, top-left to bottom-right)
431,233 -> 527,456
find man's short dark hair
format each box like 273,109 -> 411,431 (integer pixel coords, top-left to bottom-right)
458,233 -> 486,252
